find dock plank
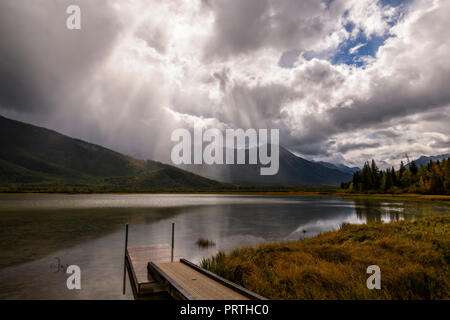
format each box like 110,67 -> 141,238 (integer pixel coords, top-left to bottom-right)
154,262 -> 249,300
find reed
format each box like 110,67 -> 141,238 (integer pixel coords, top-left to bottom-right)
196,238 -> 216,248
201,215 -> 450,299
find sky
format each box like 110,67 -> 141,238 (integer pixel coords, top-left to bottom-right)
0,0 -> 449,169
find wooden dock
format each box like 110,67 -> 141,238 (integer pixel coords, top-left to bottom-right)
126,244 -> 182,297
123,223 -> 266,300
125,245 -> 266,300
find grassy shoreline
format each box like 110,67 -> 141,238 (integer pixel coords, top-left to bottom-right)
201,215 -> 450,299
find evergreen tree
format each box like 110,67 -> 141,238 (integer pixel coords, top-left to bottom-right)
344,157 -> 449,195
352,171 -> 361,191
391,166 -> 397,187
371,159 -> 380,189
361,161 -> 373,191
409,161 -> 418,175
385,168 -> 393,191
399,161 -> 405,182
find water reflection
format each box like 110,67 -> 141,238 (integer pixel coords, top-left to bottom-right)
352,197 -> 449,223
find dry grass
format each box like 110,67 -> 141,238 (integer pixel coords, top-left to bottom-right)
201,215 -> 450,299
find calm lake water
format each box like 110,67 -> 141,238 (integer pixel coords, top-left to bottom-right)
0,194 -> 449,299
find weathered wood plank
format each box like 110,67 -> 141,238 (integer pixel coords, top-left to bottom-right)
151,262 -> 250,300
180,259 -> 267,300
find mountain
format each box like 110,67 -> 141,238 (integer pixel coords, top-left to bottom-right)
407,154 -> 450,168
0,115 -> 231,192
0,115 -> 352,191
316,161 -> 360,175
180,146 -> 352,186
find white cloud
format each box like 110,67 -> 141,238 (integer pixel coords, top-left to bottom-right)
349,43 -> 367,54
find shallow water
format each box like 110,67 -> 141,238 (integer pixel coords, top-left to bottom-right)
0,194 -> 448,299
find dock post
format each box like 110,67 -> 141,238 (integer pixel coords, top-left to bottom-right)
123,224 -> 129,295
171,222 -> 175,262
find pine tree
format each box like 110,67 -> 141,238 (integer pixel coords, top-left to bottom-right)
427,160 -> 433,171
361,161 -> 374,191
344,157 -> 449,195
352,171 -> 361,191
371,159 -> 380,190
385,168 -> 393,191
391,166 -> 397,187
409,161 -> 418,175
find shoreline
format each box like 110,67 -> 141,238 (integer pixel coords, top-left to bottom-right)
1,190 -> 449,201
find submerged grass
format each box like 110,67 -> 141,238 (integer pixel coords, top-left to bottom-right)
196,238 -> 216,248
200,215 -> 450,300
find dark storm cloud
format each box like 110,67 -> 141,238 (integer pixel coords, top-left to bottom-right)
296,141 -> 336,157
293,68 -> 450,152
204,0 -> 270,57
213,68 -> 230,92
430,140 -> 450,149
203,0 -> 333,59
329,71 -> 450,133
294,59 -> 345,89
0,0 -> 121,112
374,129 -> 401,139
337,142 -> 381,153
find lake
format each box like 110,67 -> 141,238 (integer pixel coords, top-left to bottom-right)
0,194 -> 449,299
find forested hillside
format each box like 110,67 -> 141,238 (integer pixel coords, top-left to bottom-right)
342,158 -> 450,194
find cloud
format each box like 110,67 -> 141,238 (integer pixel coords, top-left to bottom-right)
348,43 -> 367,54
0,0 -> 210,161
0,0 -> 121,113
203,0 -> 346,59
337,142 -> 381,153
280,0 -> 450,164
0,0 -> 449,169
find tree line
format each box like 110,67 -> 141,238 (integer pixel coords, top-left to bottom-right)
341,157 -> 450,194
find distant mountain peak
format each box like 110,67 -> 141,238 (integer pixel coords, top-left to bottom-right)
315,161 -> 361,175
407,153 -> 450,168
180,146 -> 353,186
